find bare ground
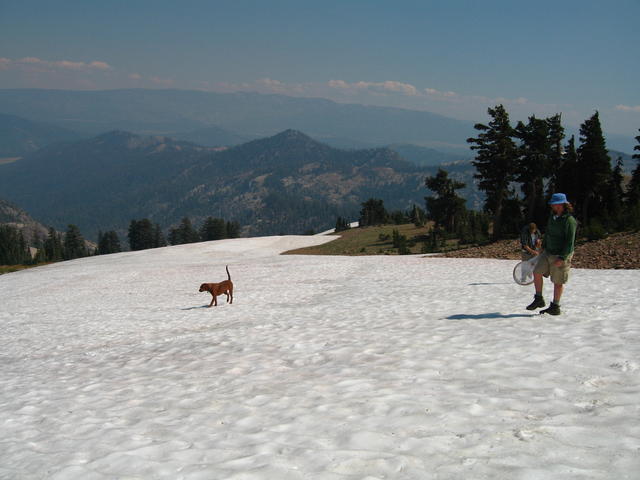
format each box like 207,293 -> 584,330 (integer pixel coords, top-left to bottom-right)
434,231 -> 640,269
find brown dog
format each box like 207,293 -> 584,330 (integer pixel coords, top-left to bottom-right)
199,266 -> 233,307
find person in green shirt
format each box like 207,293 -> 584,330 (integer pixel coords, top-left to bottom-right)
526,193 -> 577,315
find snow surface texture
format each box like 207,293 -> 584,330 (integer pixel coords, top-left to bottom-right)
1,235 -> 639,479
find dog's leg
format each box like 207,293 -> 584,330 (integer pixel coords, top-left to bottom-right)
209,292 -> 216,307
229,286 -> 233,304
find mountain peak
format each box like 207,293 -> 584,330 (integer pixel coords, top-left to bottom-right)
270,129 -> 317,144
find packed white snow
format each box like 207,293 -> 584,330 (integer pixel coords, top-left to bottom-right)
1,235 -> 639,479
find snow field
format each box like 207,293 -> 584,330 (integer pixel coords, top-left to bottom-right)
1,235 -> 639,479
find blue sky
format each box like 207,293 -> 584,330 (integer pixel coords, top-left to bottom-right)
1,0 -> 638,137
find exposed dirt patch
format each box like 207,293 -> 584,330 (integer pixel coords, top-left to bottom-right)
434,231 -> 640,269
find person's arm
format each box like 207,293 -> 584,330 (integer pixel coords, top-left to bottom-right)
520,230 -> 534,254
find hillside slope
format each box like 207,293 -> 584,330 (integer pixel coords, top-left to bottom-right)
0,129 -> 437,238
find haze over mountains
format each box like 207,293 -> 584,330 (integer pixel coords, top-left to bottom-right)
0,88 -> 478,153
0,88 -> 636,154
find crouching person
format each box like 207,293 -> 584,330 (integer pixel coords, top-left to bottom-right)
526,193 -> 577,315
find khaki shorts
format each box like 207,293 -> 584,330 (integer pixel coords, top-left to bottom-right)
533,251 -> 573,284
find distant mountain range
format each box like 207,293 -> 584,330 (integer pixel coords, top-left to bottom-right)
0,129 -> 473,240
0,88 -> 636,153
0,113 -> 85,158
0,88 -> 477,153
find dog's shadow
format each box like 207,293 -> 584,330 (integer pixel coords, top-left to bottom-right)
181,305 -> 210,311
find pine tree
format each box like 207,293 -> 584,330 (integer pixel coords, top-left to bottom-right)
626,129 -> 640,229
514,115 -> 552,225
359,199 -> 389,227
128,219 -> 163,250
226,221 -> 241,238
627,129 -> 640,206
392,229 -> 410,255
605,157 -> 625,230
335,216 -> 351,232
44,227 -> 63,261
98,231 -> 121,254
0,225 -> 31,265
555,135 -> 580,204
409,204 -> 425,227
153,223 -> 166,248
467,105 -> 518,240
575,111 -> 612,225
169,217 -> 200,245
200,217 -> 227,241
63,224 -> 87,260
424,168 -> 467,233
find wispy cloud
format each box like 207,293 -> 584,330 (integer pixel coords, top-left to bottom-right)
615,104 -> 640,112
1,57 -> 112,72
329,79 -> 420,97
327,79 -> 538,109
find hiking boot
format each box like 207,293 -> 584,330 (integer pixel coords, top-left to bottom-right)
540,302 -> 561,316
526,294 -> 545,310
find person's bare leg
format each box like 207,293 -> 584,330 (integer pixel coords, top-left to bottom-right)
534,273 -> 543,295
553,283 -> 564,304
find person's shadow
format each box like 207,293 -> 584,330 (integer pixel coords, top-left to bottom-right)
447,312 -> 536,320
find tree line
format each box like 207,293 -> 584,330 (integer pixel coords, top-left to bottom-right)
0,216 -> 240,266
339,107 -> 640,253
429,106 -> 640,241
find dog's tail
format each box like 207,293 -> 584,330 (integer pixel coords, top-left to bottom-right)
226,265 -> 231,282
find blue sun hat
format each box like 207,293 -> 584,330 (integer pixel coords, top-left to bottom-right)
549,193 -> 568,205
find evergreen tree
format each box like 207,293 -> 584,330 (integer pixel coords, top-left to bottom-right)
359,198 -> 389,227
44,227 -> 63,262
226,221 -> 241,238
152,223 -> 166,248
575,111 -> 613,225
467,105 -> 519,239
555,135 -> 580,204
424,168 -> 467,233
98,231 -> 121,254
456,210 -> 490,245
200,217 -> 227,241
169,217 -> 200,245
389,210 -> 407,225
63,224 -> 87,260
514,114 -> 563,225
409,204 -> 425,227
625,129 -> 640,229
334,216 -> 351,232
392,229 -> 410,255
603,157 -> 625,230
627,129 -> 640,206
128,219 -> 164,250
0,225 -> 31,265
